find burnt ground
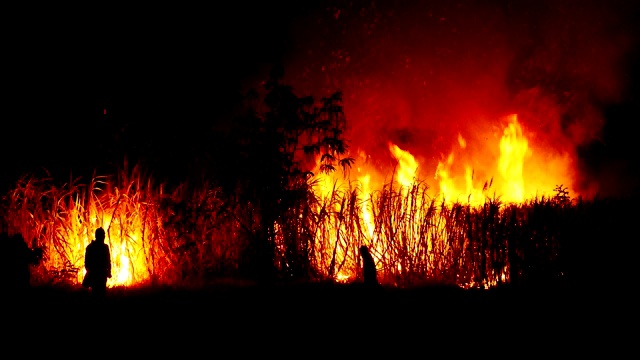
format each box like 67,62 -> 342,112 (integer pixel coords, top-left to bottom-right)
2,281 -> 632,355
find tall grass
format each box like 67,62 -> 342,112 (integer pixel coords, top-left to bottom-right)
0,163 -> 620,289
303,178 -> 579,288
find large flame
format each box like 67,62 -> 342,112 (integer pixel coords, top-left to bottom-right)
6,0 -> 635,290
433,114 -> 546,205
309,111 -> 577,285
316,112 -> 577,207
280,0 -> 635,200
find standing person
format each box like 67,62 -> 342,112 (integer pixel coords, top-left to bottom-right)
82,227 -> 112,297
360,245 -> 379,287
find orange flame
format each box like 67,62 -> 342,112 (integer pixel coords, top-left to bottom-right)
498,114 -> 528,203
77,214 -> 155,287
10,112 -> 580,288
389,142 -> 419,186
431,113 -> 576,205
310,112 -> 580,284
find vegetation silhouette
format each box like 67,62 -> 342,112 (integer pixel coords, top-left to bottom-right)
0,64 -> 634,292
220,63 -> 354,283
0,232 -> 43,292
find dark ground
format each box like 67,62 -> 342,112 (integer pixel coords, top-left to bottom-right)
2,281 -> 632,354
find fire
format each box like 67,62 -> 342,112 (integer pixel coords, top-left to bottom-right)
77,216 -> 155,287
389,142 -> 418,186
498,114 -> 528,203
9,0 -> 627,289
5,171 -> 177,289
309,112 -> 578,285
6,112 -> 580,289
357,173 -> 375,239
431,114 -> 575,205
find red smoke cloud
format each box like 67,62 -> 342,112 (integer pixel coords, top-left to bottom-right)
270,0 -> 638,198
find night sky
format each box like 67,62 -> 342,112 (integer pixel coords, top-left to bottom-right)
3,0 -> 639,197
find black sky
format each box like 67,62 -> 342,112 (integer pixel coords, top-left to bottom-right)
3,0 -> 640,196
2,2 -> 315,190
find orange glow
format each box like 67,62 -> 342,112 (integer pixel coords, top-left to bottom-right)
75,214 -> 157,287
389,142 -> 418,186
498,114 -> 528,203
6,171 -> 177,289
8,112 -> 581,289
430,114 -> 577,206
309,112 -> 579,285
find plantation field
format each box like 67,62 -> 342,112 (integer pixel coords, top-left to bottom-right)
4,169 -> 637,290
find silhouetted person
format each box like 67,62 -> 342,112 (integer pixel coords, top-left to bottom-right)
0,232 -> 42,292
82,227 -> 112,297
360,245 -> 379,287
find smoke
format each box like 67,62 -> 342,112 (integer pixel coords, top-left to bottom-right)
274,0 -> 639,197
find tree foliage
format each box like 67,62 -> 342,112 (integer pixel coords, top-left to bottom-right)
226,64 -> 354,281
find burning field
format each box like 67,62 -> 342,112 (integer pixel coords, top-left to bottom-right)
0,125 -> 633,291
1,0 -> 638,294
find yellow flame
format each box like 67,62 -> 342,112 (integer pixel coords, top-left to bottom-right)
388,142 -> 419,187
358,173 -> 375,239
72,212 -> 155,287
433,114 -> 547,205
308,112 -> 579,285
498,114 -> 529,203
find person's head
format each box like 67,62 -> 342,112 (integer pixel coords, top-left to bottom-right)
360,245 -> 369,255
95,227 -> 105,242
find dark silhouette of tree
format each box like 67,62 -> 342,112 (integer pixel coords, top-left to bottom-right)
228,64 -> 354,282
